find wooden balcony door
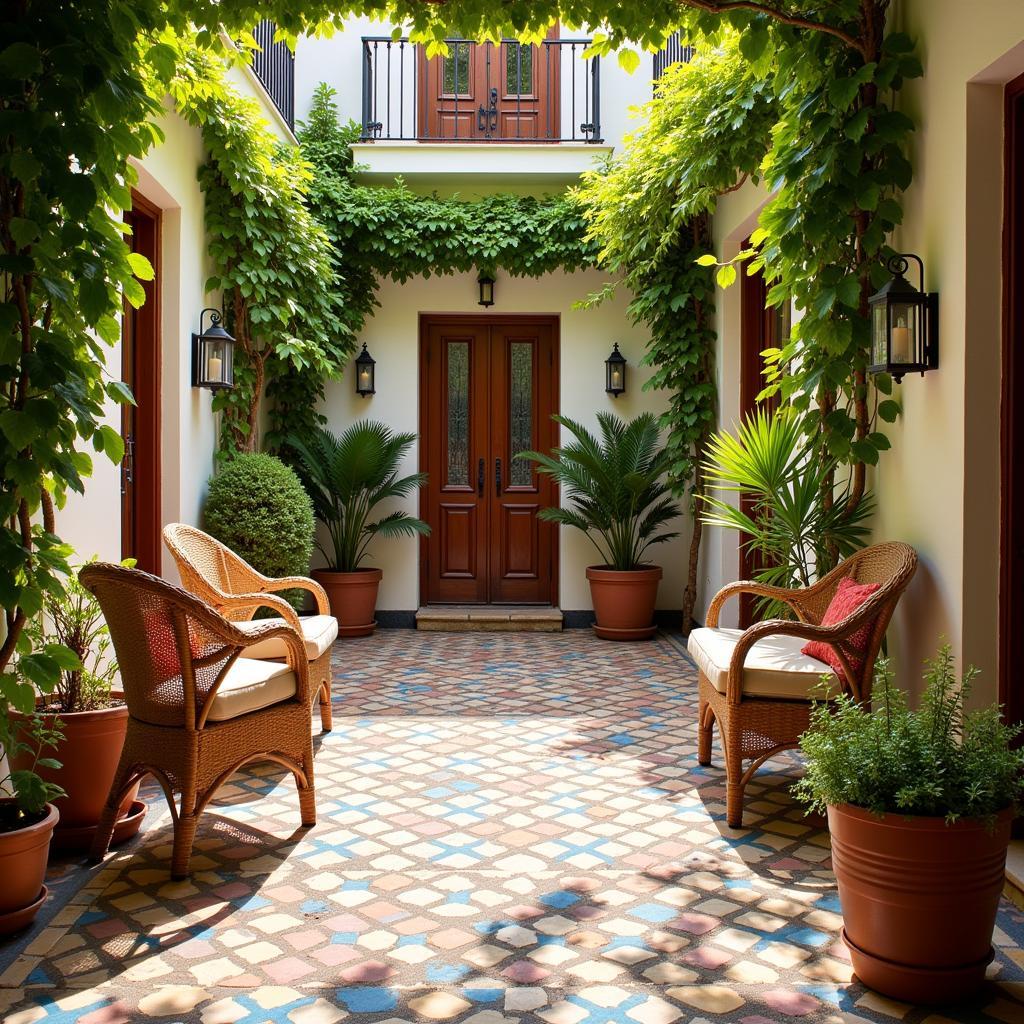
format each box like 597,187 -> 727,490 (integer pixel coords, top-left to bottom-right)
121,193 -> 162,575
420,315 -> 559,605
417,29 -> 560,140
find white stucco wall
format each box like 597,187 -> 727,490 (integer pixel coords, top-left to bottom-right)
56,64 -> 292,583
317,267 -> 690,613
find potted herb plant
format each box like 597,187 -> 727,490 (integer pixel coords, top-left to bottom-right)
10,559 -> 146,851
519,412 -> 680,639
794,647 -> 1024,1004
287,421 -> 430,635
0,683 -> 62,936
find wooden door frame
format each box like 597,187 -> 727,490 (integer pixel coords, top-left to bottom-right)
418,312 -> 560,606
123,190 -> 162,575
999,71 -> 1024,728
737,239 -> 781,627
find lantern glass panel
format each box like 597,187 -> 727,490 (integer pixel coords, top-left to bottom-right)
358,362 -> 373,392
872,304 -> 888,367
890,300 -> 917,364
608,362 -> 623,392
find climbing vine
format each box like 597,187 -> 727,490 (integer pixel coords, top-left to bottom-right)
169,44 -> 348,453
574,40 -> 778,624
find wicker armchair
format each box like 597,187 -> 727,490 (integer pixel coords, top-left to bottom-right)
80,564 -> 317,879
688,542 -> 917,828
163,523 -> 336,733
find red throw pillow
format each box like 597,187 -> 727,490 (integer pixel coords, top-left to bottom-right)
801,577 -> 881,685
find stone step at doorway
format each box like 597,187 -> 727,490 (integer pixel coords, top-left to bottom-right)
415,605 -> 563,632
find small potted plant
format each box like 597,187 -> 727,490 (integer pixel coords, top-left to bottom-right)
10,559 -> 146,851
519,412 -> 680,639
794,647 -> 1024,1004
0,683 -> 62,936
287,420 -> 430,635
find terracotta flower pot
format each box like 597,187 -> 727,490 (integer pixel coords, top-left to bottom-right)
586,564 -> 662,641
10,701 -> 145,852
0,801 -> 58,936
313,567 -> 382,637
828,802 -> 1013,1004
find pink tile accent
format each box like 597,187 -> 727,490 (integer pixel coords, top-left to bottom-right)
501,959 -> 551,983
340,959 -> 397,983
670,913 -> 720,935
682,945 -> 732,969
761,990 -> 821,1016
264,956 -> 317,984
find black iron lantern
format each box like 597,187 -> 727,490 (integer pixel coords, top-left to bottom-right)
868,253 -> 939,383
605,343 -> 626,397
477,273 -> 495,307
355,343 -> 376,396
191,308 -> 234,391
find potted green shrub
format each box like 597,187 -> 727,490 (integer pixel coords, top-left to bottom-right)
204,453 -> 315,612
0,676 -> 62,936
518,412 -> 680,640
795,647 -> 1024,1004
287,421 -> 430,636
10,560 -> 145,851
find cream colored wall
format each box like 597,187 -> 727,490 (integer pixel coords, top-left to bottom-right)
879,0 -> 1024,703
56,66 -> 290,583
706,4 -> 1024,705
317,267 -> 690,612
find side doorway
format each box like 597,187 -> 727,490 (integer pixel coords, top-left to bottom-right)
1001,71 -> 1024,733
738,237 -> 788,627
121,193 -> 162,574
420,315 -> 559,605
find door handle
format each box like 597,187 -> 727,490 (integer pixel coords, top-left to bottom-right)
487,87 -> 498,131
478,457 -> 485,497
121,433 -> 135,495
495,457 -> 502,496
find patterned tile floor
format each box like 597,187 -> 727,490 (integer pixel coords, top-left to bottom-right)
2,630 -> 1024,1024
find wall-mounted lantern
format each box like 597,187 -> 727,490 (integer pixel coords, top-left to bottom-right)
477,273 -> 495,308
355,343 -> 376,396
605,343 -> 626,397
868,253 -> 939,383
191,308 -> 235,391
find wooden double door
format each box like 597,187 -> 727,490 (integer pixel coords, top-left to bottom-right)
418,29 -> 560,141
420,315 -> 559,605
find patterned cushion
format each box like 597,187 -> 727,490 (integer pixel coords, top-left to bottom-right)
801,577 -> 881,685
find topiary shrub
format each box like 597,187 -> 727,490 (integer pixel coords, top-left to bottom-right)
204,453 -> 315,611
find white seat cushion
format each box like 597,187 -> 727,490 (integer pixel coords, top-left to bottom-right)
687,626 -> 838,700
206,658 -> 297,722
236,615 -> 338,661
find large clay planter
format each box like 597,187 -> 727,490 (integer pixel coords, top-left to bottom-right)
586,565 -> 662,641
828,802 -> 1013,1004
313,567 -> 382,637
10,702 -> 145,852
0,801 -> 58,937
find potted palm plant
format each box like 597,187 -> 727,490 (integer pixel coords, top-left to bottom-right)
701,407 -> 873,616
518,412 -> 680,640
0,678 -> 62,936
795,648 -> 1024,1004
10,559 -> 145,851
287,420 -> 430,636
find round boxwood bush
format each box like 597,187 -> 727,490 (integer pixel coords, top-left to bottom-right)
204,453 -> 315,610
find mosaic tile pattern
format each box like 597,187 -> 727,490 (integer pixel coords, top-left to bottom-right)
3,629 -> 1024,1024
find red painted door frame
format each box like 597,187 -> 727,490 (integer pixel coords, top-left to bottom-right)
121,192 -> 162,575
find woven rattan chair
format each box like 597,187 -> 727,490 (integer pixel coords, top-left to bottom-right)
80,563 -> 317,878
163,523 -> 336,733
688,542 -> 917,828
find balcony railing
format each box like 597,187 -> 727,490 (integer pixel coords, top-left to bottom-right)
653,32 -> 695,86
360,37 -> 602,143
251,20 -> 295,132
